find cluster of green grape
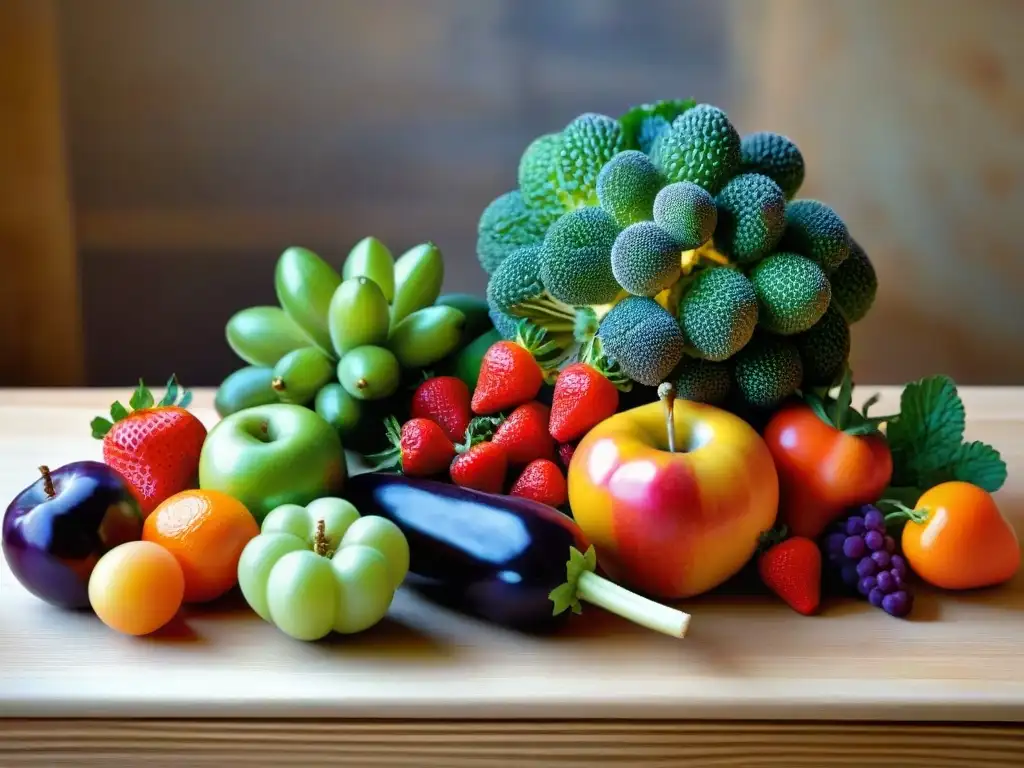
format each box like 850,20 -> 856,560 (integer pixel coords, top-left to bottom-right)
216,238 -> 490,452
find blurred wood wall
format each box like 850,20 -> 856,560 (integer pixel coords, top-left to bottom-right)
7,0 -> 1022,387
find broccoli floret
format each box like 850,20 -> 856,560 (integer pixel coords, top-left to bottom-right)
597,296 -> 685,386
779,199 -> 851,273
731,332 -> 803,409
651,104 -> 741,195
619,99 -> 696,153
489,306 -> 521,340
793,304 -> 850,387
476,190 -> 547,275
829,238 -> 877,323
750,252 -> 831,335
671,356 -> 732,405
713,173 -> 786,264
596,150 -> 665,227
740,132 -> 805,200
652,182 -> 717,250
518,132 -> 565,223
678,267 -> 758,362
611,221 -> 681,297
540,207 -> 622,306
486,245 -> 576,333
555,113 -> 625,209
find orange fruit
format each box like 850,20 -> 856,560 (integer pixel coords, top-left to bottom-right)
143,489 -> 259,603
89,541 -> 185,636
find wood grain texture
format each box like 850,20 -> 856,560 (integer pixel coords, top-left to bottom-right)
3,720 -> 1024,767
0,0 -> 84,386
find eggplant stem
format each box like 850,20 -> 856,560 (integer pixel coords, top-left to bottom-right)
577,571 -> 690,638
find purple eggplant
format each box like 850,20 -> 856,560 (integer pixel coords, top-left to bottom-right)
345,472 -> 690,637
2,462 -> 144,609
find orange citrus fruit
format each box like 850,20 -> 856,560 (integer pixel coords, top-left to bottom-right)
89,540 -> 185,636
142,489 -> 259,603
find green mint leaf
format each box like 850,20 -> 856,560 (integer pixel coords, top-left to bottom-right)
129,379 -> 155,411
158,375 -> 179,407
886,375 -> 965,487
177,390 -> 193,409
90,417 -> 113,439
109,401 -> 129,422
948,441 -> 1007,493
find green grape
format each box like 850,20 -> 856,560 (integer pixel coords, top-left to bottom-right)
214,366 -> 278,417
388,306 -> 466,368
226,306 -> 312,367
329,546 -> 394,634
270,346 -> 334,405
265,551 -> 338,640
339,516 -> 410,592
314,383 -> 362,437
262,498 -> 361,543
236,534 -> 306,623
327,277 -> 391,358
274,246 -> 341,356
337,345 -> 401,400
343,236 -> 395,302
435,293 -> 493,342
391,242 -> 444,327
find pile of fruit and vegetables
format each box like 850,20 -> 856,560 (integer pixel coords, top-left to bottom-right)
2,99 -> 1018,643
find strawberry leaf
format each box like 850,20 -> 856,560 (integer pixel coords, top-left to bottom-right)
129,379 -> 154,411
946,441 -> 1007,492
158,375 -> 179,407
886,375 -> 966,488
109,401 -> 129,422
178,390 -> 193,409
91,417 -> 113,439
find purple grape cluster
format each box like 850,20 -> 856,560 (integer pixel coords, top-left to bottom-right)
824,504 -> 913,618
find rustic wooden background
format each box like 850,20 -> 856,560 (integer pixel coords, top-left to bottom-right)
2,0 -> 1022,387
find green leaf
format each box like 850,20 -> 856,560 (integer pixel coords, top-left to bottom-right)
861,393 -> 881,418
581,545 -> 597,573
831,368 -> 854,430
129,379 -> 155,411
90,417 -> 113,439
803,393 -> 834,428
158,375 -> 179,407
886,375 -> 965,487
548,583 -> 576,616
109,401 -> 129,422
948,441 -> 1007,493
177,390 -> 193,409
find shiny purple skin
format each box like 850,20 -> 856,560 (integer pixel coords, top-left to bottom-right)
2,461 -> 143,609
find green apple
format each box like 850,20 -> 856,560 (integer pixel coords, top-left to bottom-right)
199,404 -> 346,523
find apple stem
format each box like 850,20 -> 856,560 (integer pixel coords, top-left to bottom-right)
313,519 -> 330,557
657,382 -> 677,453
271,377 -> 286,392
577,571 -> 690,638
38,465 -> 56,498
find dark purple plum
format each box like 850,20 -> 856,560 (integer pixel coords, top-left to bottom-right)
2,461 -> 143,609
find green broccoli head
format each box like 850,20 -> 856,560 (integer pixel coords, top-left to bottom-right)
652,181 -> 717,251
829,238 -> 877,323
486,244 -> 576,333
597,296 -> 685,386
713,173 -> 786,264
489,306 -> 522,340
779,199 -> 851,273
671,356 -> 732,405
793,304 -> 851,387
518,132 -> 565,224
476,190 -> 547,275
740,132 -> 805,200
750,252 -> 831,335
678,266 -> 758,362
611,221 -> 682,297
619,98 -> 696,154
731,332 -> 803,409
555,113 -> 625,209
540,207 -> 622,306
651,104 -> 741,195
596,150 -> 665,227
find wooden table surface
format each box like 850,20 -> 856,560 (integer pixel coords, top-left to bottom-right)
2,386 -> 1024,767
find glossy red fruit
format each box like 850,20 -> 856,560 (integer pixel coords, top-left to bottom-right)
471,341 -> 544,416
557,442 -> 576,470
757,534 -> 821,616
411,376 -> 472,444
510,459 -> 567,508
549,362 -> 620,443
450,442 -> 508,494
492,401 -> 555,466
369,417 -> 455,477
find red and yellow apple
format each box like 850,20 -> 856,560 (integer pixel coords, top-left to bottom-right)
567,397 -> 779,600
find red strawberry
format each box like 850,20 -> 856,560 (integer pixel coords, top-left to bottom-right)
90,376 -> 207,517
411,375 -> 471,443
492,401 -> 555,465
548,338 -> 628,443
449,442 -> 507,494
510,459 -> 567,508
471,321 -> 556,415
369,417 -> 455,477
757,529 -> 822,616
557,442 -> 576,470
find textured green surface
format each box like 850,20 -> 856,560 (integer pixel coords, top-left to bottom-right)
518,132 -> 565,223
793,304 -> 851,387
610,221 -> 682,297
739,132 -> 806,200
652,181 -> 717,250
556,113 -> 625,209
829,238 -> 878,323
475,190 -> 547,275
732,333 -> 804,409
652,104 -> 741,195
750,252 -> 831,335
540,207 -> 622,305
713,173 -> 786,264
485,245 -> 547,313
779,199 -> 851,273
597,296 -> 686,386
671,356 -> 732,405
596,150 -> 665,227
678,267 -> 758,362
